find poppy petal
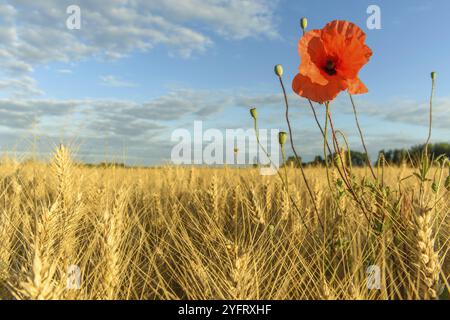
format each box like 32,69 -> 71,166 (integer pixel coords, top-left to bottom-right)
321,21 -> 372,79
347,78 -> 368,95
293,73 -> 348,104
298,30 -> 329,85
292,20 -> 371,103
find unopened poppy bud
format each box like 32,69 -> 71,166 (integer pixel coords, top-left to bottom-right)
274,64 -> 283,77
431,71 -> 437,81
279,132 -> 288,146
300,17 -> 308,31
250,108 -> 258,120
234,148 -> 239,154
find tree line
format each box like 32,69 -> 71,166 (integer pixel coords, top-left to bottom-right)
285,142 -> 450,167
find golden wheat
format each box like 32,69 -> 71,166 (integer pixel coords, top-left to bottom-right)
0,148 -> 448,300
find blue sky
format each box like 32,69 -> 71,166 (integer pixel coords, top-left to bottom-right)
0,0 -> 449,165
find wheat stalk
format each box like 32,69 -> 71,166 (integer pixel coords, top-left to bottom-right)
413,207 -> 440,299
12,201 -> 63,300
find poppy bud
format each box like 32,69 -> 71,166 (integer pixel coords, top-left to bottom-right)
279,132 -> 288,146
431,72 -> 437,81
274,64 -> 283,77
234,148 -> 239,154
300,17 -> 308,31
250,108 -> 258,120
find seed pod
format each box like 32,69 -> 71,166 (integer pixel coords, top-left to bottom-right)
274,64 -> 283,77
250,108 -> 258,120
278,132 -> 288,146
431,71 -> 437,81
300,17 -> 308,31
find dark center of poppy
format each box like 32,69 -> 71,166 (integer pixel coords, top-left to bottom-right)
323,59 -> 337,76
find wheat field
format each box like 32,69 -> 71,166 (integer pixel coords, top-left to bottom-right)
0,145 -> 448,300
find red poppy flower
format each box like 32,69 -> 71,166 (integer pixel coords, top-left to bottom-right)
292,20 -> 372,104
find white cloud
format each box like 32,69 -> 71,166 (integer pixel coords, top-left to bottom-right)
339,96 -> 450,130
57,69 -> 72,74
0,0 -> 279,97
142,0 -> 280,40
0,89 -> 448,164
0,88 -> 286,140
100,75 -> 136,88
0,76 -> 44,97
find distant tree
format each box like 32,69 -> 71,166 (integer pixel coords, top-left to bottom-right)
282,142 -> 449,168
98,162 -> 126,168
348,150 -> 368,167
285,156 -> 301,167
312,155 -> 324,166
431,143 -> 450,158
377,143 -> 449,165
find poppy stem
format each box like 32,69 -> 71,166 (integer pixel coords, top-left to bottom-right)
252,116 -> 312,234
301,26 -> 332,161
280,144 -> 289,195
327,105 -> 372,224
308,100 -> 333,155
323,102 -> 333,192
424,75 -> 435,159
348,93 -> 377,180
324,105 -> 356,192
278,76 -> 324,232
328,111 -> 352,188
419,73 -> 436,205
